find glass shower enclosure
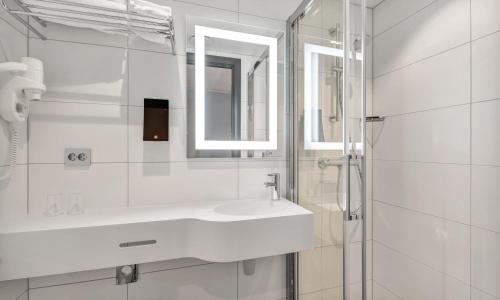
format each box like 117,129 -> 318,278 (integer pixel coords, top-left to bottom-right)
286,0 -> 367,299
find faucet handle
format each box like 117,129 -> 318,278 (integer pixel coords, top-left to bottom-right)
267,173 -> 279,182
265,173 -> 281,200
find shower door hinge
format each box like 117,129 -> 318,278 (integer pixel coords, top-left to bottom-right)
116,264 -> 138,285
348,212 -> 362,221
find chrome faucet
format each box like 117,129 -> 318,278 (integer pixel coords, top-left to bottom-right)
264,173 -> 280,201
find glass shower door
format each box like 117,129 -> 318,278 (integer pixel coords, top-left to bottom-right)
287,0 -> 366,299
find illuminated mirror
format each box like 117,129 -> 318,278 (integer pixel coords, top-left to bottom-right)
304,43 -> 345,150
191,25 -> 278,151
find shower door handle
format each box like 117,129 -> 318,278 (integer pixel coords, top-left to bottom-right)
344,154 -> 361,222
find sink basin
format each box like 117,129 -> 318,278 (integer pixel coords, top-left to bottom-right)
0,198 -> 313,281
215,199 -> 288,216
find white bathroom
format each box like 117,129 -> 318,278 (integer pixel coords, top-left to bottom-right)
0,0 -> 499,299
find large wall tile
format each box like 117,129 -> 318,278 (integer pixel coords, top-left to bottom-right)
0,279 -> 27,300
29,279 -> 126,300
238,14 -> 286,33
373,44 -> 470,116
373,202 -> 470,283
321,202 -> 343,248
238,256 -> 286,300
373,160 -> 470,223
29,39 -> 128,105
472,289 -> 500,300
129,50 -> 186,108
176,0 -> 237,11
28,22 -> 127,48
320,245 -> 343,290
0,165 -> 27,219
373,241 -> 470,300
373,105 -> 470,164
30,268 -> 115,289
29,163 -> 127,215
298,247 -> 322,294
373,0 -> 435,36
472,99 -> 500,166
472,32 -> 500,102
128,263 -> 237,300
29,101 -> 127,163
139,258 -> 210,274
471,0 -> 500,40
238,0 -> 303,21
129,161 -> 238,206
238,160 -> 285,200
472,165 -> 500,233
128,107 -> 186,162
373,0 -> 470,76
0,17 -> 27,62
373,281 -> 401,300
471,227 -> 500,298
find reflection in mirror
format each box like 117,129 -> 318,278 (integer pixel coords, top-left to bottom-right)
193,26 -> 277,151
304,43 -> 345,150
186,54 -> 241,158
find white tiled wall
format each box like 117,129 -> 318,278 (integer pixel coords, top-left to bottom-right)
372,0 -> 500,299
0,0 -> 298,299
0,8 -> 29,300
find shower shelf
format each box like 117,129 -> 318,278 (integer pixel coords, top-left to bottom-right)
0,198 -> 313,281
1,0 -> 176,53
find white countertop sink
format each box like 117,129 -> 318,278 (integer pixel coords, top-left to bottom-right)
214,199 -> 290,216
0,198 -> 313,281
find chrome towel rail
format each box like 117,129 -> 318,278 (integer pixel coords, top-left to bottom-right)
1,0 -> 176,53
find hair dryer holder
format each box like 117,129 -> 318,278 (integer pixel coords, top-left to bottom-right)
0,58 -> 46,123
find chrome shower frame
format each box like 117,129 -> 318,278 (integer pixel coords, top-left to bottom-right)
285,0 -> 368,299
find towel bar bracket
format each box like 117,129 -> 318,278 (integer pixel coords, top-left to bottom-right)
2,0 -> 47,39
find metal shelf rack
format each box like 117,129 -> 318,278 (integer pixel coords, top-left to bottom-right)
1,0 -> 176,53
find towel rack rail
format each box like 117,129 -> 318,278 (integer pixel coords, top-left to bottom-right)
1,0 -> 46,39
1,0 -> 176,54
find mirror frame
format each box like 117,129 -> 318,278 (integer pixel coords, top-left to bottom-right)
195,25 -> 278,150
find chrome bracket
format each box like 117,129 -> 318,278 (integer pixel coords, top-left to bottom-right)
348,212 -> 361,221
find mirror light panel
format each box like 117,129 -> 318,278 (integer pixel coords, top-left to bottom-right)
304,43 -> 345,150
195,25 -> 278,150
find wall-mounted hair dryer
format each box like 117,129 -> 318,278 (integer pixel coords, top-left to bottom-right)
0,57 -> 46,181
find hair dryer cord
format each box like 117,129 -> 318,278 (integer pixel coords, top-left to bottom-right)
0,123 -> 18,181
